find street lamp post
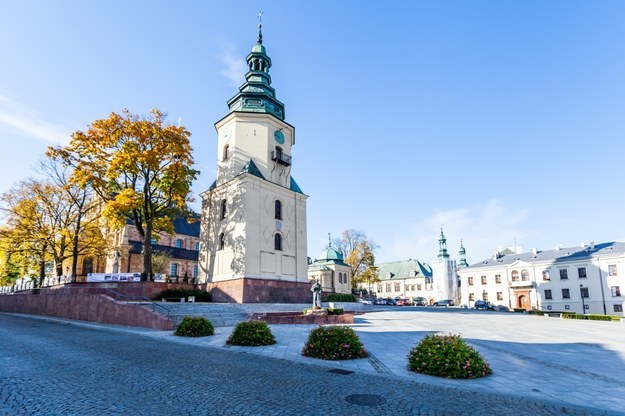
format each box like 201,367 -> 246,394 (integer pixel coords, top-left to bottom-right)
580,284 -> 586,315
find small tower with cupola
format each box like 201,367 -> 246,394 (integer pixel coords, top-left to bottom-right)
432,227 -> 459,303
198,14 -> 308,303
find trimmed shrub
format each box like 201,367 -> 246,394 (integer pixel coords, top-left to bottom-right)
158,289 -> 211,302
302,326 -> 367,360
528,310 -> 544,316
326,293 -> 356,302
561,314 -> 620,321
227,321 -> 276,346
407,333 -> 492,379
327,308 -> 344,316
174,316 -> 214,337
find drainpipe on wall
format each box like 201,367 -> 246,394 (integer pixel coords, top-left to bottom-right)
597,257 -> 607,315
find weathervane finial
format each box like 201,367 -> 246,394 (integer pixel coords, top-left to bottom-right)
257,10 -> 263,45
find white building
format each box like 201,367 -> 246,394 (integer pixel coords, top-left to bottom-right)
458,242 -> 625,317
197,21 -> 308,303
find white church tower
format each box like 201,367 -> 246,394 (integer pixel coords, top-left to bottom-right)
431,227 -> 459,303
198,15 -> 309,303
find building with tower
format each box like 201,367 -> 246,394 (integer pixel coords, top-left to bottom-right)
197,17 -> 309,303
307,240 -> 352,295
431,228 -> 459,302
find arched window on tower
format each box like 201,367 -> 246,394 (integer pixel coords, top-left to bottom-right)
274,200 -> 282,220
223,144 -> 229,161
219,233 -> 225,250
274,233 -> 282,251
220,199 -> 227,220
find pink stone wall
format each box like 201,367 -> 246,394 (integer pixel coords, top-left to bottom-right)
249,311 -> 354,325
0,285 -> 176,330
204,278 -> 311,303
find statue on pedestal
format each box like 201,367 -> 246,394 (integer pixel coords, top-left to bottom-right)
112,250 -> 120,274
311,279 -> 322,309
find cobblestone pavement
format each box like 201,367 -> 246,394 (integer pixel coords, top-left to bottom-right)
0,313 -> 608,416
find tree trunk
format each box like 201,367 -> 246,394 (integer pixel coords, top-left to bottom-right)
38,260 -> 46,288
142,223 -> 153,281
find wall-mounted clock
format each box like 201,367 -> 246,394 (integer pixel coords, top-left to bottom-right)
273,129 -> 285,145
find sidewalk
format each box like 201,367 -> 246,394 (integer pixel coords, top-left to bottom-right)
13,309 -> 625,415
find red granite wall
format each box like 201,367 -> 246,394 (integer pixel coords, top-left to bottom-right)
63,282 -> 196,299
0,287 -> 173,330
249,311 -> 354,324
204,278 -> 310,303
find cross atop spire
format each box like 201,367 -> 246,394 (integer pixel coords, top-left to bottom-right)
257,10 -> 263,44
328,233 -> 332,249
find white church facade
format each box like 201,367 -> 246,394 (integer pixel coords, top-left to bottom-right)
197,20 -> 309,303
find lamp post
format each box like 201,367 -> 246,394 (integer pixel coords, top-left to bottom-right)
580,284 -> 586,315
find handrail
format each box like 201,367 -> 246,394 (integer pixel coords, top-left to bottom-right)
104,288 -> 172,319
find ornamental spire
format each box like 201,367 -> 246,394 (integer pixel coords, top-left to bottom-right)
257,10 -> 263,45
437,226 -> 450,260
328,233 -> 332,249
459,239 -> 468,268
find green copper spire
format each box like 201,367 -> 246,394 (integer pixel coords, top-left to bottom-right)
437,226 -> 450,260
458,239 -> 468,268
226,12 -> 285,120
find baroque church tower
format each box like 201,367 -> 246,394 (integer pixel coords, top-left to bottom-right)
198,16 -> 309,302
431,227 -> 459,302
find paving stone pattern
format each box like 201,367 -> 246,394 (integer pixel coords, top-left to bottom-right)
0,312 -> 607,416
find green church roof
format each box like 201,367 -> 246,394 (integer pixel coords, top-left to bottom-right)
238,159 -> 265,180
226,18 -> 285,120
377,259 -> 433,281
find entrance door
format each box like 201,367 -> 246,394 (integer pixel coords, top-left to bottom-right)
518,294 -> 528,309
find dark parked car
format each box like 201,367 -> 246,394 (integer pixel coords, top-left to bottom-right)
386,298 -> 397,306
433,299 -> 454,307
412,297 -> 427,306
474,300 -> 495,310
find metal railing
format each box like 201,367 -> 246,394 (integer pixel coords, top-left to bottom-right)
271,150 -> 292,166
104,288 -> 171,319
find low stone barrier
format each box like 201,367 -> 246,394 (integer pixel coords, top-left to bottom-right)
248,311 -> 354,325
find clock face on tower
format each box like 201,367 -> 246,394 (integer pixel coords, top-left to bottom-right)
273,129 -> 285,145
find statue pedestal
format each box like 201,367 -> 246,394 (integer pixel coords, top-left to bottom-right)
304,308 -> 328,316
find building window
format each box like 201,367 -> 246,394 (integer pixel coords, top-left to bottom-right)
481,276 -> 487,285
386,283 -> 391,292
219,233 -> 225,250
511,270 -> 519,282
559,269 -> 568,280
176,239 -> 183,249
220,199 -> 227,220
580,287 -> 589,298
609,264 -> 618,276
468,276 -> 474,286
411,285 -> 415,291
495,274 -> 501,284
151,237 -> 157,245
394,282 -> 400,292
377,283 -> 383,292
223,144 -> 229,161
274,234 -> 282,251
193,265 -> 198,278
417,284 -> 422,290
274,200 -> 282,220
614,304 -> 623,313
195,242 -> 200,251
611,286 -> 621,297
542,270 -> 550,281
562,288 -> 570,299
170,263 -> 178,277
497,292 -> 503,301
521,269 -> 529,281
544,289 -> 552,300
468,293 -> 475,301
578,267 -> 587,278
482,291 -> 489,301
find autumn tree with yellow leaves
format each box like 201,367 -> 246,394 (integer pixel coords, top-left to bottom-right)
48,109 -> 198,280
333,229 -> 380,292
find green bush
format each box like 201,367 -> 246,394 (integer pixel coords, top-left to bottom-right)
407,333 -> 492,379
158,289 -> 211,302
302,326 -> 367,360
528,310 -> 544,315
561,314 -> 620,321
513,308 -> 526,313
327,308 -> 344,315
226,321 -> 276,346
327,293 -> 356,302
174,316 -> 214,337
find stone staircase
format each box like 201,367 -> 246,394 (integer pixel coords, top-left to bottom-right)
156,302 -> 312,327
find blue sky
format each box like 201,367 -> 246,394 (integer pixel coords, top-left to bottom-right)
1,1 -> 625,265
